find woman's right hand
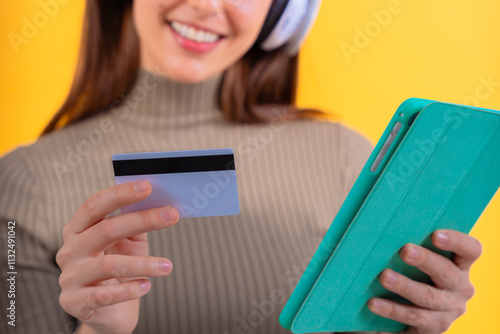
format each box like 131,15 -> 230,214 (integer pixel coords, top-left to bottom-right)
55,180 -> 179,334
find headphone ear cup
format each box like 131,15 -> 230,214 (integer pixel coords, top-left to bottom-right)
254,0 -> 289,47
283,0 -> 321,55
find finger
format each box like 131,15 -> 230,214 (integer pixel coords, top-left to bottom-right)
432,229 -> 482,271
60,279 -> 151,320
378,269 -> 455,311
59,255 -> 173,288
67,181 -> 152,235
367,298 -> 448,332
400,243 -> 463,290
77,206 -> 178,257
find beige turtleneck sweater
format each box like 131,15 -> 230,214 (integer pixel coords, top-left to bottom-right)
0,67 -> 374,334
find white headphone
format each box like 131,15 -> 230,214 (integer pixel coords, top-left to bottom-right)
256,0 -> 322,55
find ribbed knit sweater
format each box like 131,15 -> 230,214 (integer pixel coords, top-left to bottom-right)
0,67 -> 374,334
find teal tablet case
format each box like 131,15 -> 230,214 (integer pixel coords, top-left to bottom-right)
279,98 -> 500,333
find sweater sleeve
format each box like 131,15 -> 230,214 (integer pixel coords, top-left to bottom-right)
0,148 -> 80,334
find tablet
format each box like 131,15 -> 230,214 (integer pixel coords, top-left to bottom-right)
279,98 -> 500,333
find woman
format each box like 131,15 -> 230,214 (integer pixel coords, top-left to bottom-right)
0,0 -> 481,333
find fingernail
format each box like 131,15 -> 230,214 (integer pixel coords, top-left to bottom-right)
160,260 -> 172,272
436,231 -> 449,243
385,271 -> 397,284
141,280 -> 150,291
407,245 -> 419,260
161,207 -> 178,222
134,181 -> 149,193
371,299 -> 384,310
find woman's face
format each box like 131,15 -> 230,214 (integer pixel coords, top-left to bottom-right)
133,0 -> 273,83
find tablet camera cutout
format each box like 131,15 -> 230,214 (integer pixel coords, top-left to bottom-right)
370,122 -> 402,172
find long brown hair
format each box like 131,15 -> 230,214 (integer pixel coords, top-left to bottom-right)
41,0 -> 324,136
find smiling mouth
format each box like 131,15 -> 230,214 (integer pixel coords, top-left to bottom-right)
164,19 -> 226,44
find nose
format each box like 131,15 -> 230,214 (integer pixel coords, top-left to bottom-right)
187,0 -> 221,16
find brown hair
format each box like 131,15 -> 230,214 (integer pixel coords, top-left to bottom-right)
40,0 -> 324,136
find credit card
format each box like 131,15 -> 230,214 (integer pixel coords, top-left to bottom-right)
112,148 -> 240,218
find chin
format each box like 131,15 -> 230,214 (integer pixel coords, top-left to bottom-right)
160,60 -> 222,83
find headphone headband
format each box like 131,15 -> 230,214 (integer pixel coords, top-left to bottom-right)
260,0 -> 308,52
257,0 -> 322,55
255,0 -> 289,47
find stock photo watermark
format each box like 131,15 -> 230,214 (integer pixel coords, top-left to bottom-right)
6,0 -> 246,55
384,74 -> 499,192
5,221 -> 17,327
7,0 -> 71,55
463,74 -> 500,107
51,70 -> 163,182
172,105 -> 290,219
340,0 -> 414,63
50,118 -> 116,182
225,236 -> 324,334
236,111 -> 286,164
177,170 -> 236,218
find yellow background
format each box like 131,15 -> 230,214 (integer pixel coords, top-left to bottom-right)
0,1 -> 499,333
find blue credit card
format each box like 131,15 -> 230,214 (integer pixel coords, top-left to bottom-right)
112,148 -> 240,218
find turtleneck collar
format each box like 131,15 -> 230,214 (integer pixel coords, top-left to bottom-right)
111,66 -> 225,128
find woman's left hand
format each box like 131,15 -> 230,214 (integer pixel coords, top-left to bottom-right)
367,229 -> 482,334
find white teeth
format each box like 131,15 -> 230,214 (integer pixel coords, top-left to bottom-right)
186,27 -> 196,40
180,24 -> 188,37
195,30 -> 204,43
169,20 -> 221,43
